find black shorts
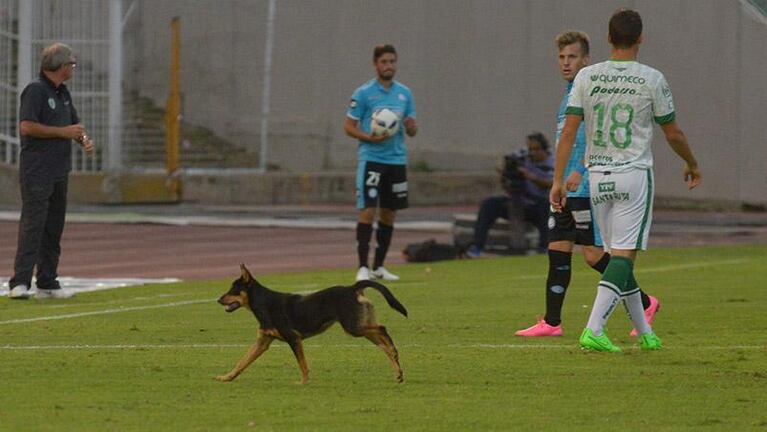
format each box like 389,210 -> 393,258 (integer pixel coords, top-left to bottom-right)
356,161 -> 408,210
547,197 -> 603,246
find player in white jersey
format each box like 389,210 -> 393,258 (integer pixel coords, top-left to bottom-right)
550,9 -> 701,352
516,30 -> 659,339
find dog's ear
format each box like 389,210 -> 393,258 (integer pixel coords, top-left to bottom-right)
240,263 -> 252,283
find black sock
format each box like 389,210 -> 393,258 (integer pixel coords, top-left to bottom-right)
590,252 -> 611,273
356,222 -> 373,268
639,290 -> 651,309
373,223 -> 393,269
544,250 -> 572,327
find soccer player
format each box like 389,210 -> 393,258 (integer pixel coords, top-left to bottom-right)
551,9 -> 701,352
516,31 -> 659,337
345,44 -> 418,282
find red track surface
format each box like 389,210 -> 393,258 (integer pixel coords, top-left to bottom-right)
2,214 -> 765,281
0,222 -> 451,281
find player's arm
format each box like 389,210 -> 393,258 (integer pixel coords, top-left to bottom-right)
344,117 -> 386,143
550,114 -> 581,211
564,126 -> 588,191
564,164 -> 586,192
660,121 -> 701,189
404,117 -> 417,137
403,91 -> 417,137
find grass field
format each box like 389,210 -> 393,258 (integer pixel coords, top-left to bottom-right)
1,245 -> 765,431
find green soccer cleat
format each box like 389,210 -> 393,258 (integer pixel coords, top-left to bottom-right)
638,332 -> 663,350
579,328 -> 622,353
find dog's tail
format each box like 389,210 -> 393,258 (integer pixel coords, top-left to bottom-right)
353,280 -> 408,317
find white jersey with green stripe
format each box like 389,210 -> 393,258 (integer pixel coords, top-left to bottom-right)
566,60 -> 676,173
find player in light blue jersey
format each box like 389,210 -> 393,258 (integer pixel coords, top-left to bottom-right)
517,31 -> 659,338
344,44 -> 418,282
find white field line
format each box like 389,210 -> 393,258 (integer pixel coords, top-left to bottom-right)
39,292 -> 197,310
0,299 -> 212,325
0,257 -> 756,326
0,343 -> 762,351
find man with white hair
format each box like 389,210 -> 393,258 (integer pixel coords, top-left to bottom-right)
8,43 -> 94,300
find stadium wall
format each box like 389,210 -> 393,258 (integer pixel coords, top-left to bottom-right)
1,1 -> 764,208
0,165 -> 499,206
129,0 -> 766,206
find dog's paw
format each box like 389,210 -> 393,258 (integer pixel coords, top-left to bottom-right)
215,374 -> 234,382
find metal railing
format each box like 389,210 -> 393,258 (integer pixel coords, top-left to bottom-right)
746,0 -> 767,15
0,0 -> 119,173
0,0 -> 19,165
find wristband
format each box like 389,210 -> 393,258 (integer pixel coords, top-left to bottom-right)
576,165 -> 588,175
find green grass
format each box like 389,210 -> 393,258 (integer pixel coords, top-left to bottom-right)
1,245 -> 766,431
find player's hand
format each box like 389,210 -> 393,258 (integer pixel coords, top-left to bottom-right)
62,124 -> 85,140
366,132 -> 389,143
404,117 -> 418,137
565,171 -> 583,192
549,182 -> 566,213
684,165 -> 701,190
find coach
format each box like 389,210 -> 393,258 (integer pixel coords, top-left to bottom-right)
8,43 -> 94,300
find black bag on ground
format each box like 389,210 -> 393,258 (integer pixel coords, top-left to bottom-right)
402,239 -> 463,262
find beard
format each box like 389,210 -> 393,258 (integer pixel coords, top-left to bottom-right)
378,70 -> 395,81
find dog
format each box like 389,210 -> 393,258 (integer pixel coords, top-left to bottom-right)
216,264 -> 408,384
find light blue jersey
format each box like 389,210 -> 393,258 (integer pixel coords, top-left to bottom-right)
347,79 -> 416,165
558,81 -> 603,247
557,81 -> 589,198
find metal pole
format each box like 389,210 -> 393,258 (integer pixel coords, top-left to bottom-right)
164,16 -> 181,198
258,0 -> 276,170
108,0 -> 123,172
165,16 -> 181,176
17,0 -> 33,121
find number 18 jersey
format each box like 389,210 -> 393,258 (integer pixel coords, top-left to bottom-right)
565,60 -> 676,173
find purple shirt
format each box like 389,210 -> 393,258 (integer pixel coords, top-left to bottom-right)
522,155 -> 554,205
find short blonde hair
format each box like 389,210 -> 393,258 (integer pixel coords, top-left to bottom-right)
555,31 -> 590,55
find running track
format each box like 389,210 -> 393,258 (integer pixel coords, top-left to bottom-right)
0,221 -> 451,281
1,211 -> 765,281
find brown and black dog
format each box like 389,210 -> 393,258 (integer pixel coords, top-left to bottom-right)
216,264 -> 408,384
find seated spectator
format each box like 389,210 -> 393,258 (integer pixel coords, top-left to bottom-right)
468,132 -> 554,257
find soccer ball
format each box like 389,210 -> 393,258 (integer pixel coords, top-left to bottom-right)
370,108 -> 400,137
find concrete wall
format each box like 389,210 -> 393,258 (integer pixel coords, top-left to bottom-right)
130,0 -> 766,205
0,164 -> 178,205
0,163 -> 500,206
181,171 -> 500,206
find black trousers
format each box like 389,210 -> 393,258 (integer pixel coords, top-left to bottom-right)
473,194 -> 549,251
10,179 -> 68,290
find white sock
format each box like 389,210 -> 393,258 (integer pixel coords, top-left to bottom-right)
622,292 -> 652,335
586,285 -> 621,335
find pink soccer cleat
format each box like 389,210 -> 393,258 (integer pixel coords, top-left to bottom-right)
631,295 -> 661,337
515,318 -> 563,337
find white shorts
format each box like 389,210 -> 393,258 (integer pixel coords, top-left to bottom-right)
588,169 -> 654,251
